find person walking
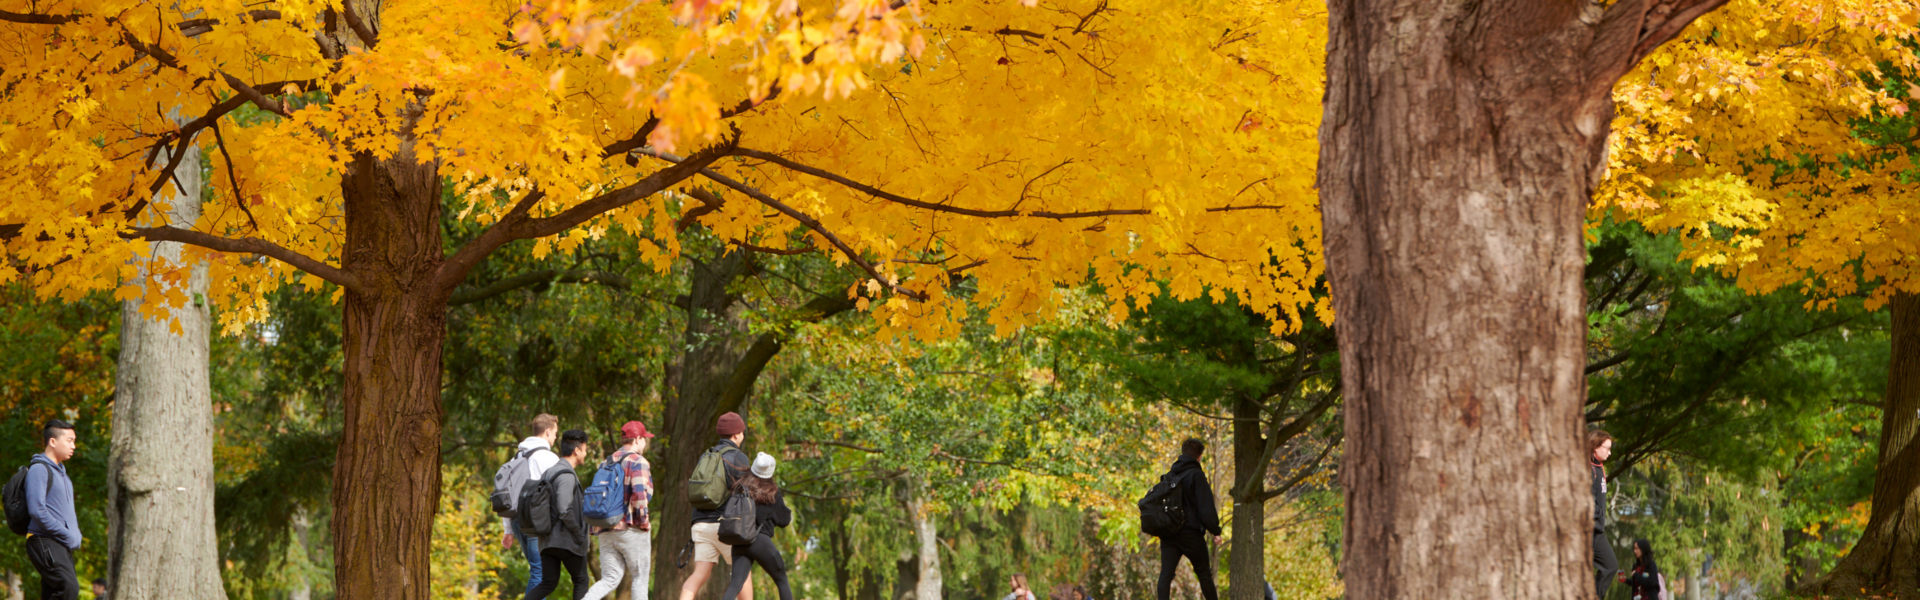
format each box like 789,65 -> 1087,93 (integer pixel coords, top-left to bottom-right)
582,421 -> 656,600
1591,430 -> 1619,600
719,452 -> 793,600
1625,539 -> 1663,600
678,412 -> 752,600
1002,574 -> 1037,600
504,414 -> 562,595
24,420 -> 80,600
527,430 -> 592,600
1155,438 -> 1221,600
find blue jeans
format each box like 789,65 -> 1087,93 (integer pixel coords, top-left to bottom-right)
513,519 -> 544,594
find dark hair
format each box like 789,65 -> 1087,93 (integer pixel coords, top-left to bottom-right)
1633,539 -> 1659,574
1588,429 -> 1614,451
41,420 -> 73,447
742,474 -> 779,504
558,429 -> 589,458
1072,585 -> 1087,600
1181,438 -> 1205,459
91,578 -> 105,587
531,414 -> 559,437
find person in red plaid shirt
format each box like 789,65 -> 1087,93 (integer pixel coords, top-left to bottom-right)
582,420 -> 656,600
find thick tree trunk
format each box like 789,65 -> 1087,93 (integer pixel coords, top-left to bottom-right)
1317,1 -> 1722,598
108,116 -> 228,600
653,253 -> 755,600
1228,396 -> 1264,600
329,146 -> 448,600
1803,292 -> 1920,596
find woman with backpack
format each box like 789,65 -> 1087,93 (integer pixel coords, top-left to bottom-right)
720,452 -> 793,600
527,430 -> 592,600
1625,539 -> 1664,600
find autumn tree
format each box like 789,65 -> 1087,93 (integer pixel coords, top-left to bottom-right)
0,0 -> 1324,595
1316,0 -> 1728,597
1600,1 -> 1920,594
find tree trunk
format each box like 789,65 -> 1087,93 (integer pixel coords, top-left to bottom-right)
108,113 -> 228,600
1317,1 -> 1723,598
1228,395 -> 1264,600
329,146 -> 449,600
291,508 -> 313,600
1803,291 -> 1920,596
653,252 -> 756,600
904,478 -> 942,600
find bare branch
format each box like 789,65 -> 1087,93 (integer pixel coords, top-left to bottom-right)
449,269 -> 631,306
787,439 -> 883,454
0,10 -> 81,24
677,188 -> 725,232
737,147 -> 1150,220
340,2 -> 378,47
124,226 -> 365,293
209,121 -> 261,232
220,71 -> 291,118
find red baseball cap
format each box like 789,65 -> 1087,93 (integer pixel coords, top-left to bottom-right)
621,421 -> 655,440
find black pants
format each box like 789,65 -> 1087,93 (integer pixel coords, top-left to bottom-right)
526,548 -> 589,600
1593,532 -> 1618,599
1156,529 -> 1218,600
722,535 -> 793,600
25,536 -> 77,600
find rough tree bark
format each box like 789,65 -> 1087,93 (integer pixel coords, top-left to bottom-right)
1803,291 -> 1920,596
1316,1 -> 1725,598
108,114 -> 228,600
1228,396 -> 1265,600
903,477 -> 942,600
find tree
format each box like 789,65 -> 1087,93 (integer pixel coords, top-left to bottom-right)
1599,1 -> 1920,593
107,111 -> 227,600
1315,0 -> 1727,597
1,0 -> 1323,594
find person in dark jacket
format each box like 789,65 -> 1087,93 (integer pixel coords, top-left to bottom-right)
1626,539 -> 1662,600
527,430 -> 592,600
25,420 -> 80,600
720,453 -> 793,600
1155,438 -> 1222,600
681,413 -> 753,600
1590,430 -> 1618,600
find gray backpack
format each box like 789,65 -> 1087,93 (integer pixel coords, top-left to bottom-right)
489,447 -> 540,518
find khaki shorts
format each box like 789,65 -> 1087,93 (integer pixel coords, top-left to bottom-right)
690,522 -> 734,565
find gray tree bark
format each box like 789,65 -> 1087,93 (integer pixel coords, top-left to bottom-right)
108,112 -> 228,600
904,478 -> 941,600
1316,1 -> 1725,598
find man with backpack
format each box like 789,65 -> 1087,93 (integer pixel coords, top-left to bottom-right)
1153,438 -> 1221,600
526,429 -> 592,600
23,420 -> 80,600
498,414 -> 562,595
677,412 -> 753,600
581,420 -> 656,600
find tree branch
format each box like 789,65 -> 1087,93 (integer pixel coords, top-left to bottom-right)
340,2 -> 377,47
787,439 -> 883,453
0,10 -> 81,24
123,226 -> 365,293
1588,0 -> 1731,88
448,269 -> 632,306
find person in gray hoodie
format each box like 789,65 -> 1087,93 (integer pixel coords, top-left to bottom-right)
527,430 -> 591,600
25,420 -> 80,600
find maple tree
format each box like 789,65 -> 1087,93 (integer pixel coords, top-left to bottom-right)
0,0 -> 1325,594
1600,0 -> 1920,594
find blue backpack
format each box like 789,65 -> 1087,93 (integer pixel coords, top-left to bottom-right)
581,453 -> 629,527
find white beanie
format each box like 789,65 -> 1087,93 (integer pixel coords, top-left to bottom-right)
752,452 -> 777,479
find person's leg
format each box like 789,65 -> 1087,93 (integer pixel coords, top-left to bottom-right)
753,538 -> 794,600
27,538 -> 78,600
629,529 -> 652,599
515,520 -> 545,595
1593,534 -> 1618,599
1178,532 -> 1218,600
678,561 -> 714,600
526,549 -> 568,600
1155,535 -> 1182,600
683,523 -> 724,600
582,531 -> 627,600
719,543 -> 755,600
564,551 -> 593,600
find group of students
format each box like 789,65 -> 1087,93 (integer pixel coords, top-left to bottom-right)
1590,430 -> 1669,600
497,411 -> 793,600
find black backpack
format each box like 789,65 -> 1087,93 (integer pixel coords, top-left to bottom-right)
1138,470 -> 1192,538
516,467 -> 562,537
716,488 -> 759,545
3,459 -> 50,536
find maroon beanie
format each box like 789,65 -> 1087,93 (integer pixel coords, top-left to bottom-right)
716,412 -> 745,437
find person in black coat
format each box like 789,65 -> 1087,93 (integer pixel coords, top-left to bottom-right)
1156,438 -> 1222,600
721,452 -> 794,600
528,430 -> 592,600
1590,430 -> 1619,600
1626,539 -> 1663,600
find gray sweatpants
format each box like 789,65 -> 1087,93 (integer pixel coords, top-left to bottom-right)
582,528 -> 651,600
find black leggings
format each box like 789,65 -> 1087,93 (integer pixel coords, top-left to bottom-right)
1593,533 -> 1619,599
1156,529 -> 1218,600
526,548 -> 590,600
722,535 -> 793,600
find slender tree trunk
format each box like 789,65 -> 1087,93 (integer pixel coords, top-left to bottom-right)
831,501 -> 854,600
108,113 -> 228,600
1804,291 -> 1920,596
653,253 -> 755,600
291,508 -> 313,600
5,571 -> 19,600
1317,1 -> 1723,598
904,478 -> 942,600
329,145 -> 449,600
1228,395 -> 1264,600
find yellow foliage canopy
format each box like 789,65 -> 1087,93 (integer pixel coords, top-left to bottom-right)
0,0 -> 1327,336
1602,0 -> 1920,309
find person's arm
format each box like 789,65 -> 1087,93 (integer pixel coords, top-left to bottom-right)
770,490 -> 793,528
630,456 -> 654,529
555,472 -> 583,535
1193,471 -> 1223,536
23,463 -> 50,532
1625,568 -> 1657,587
